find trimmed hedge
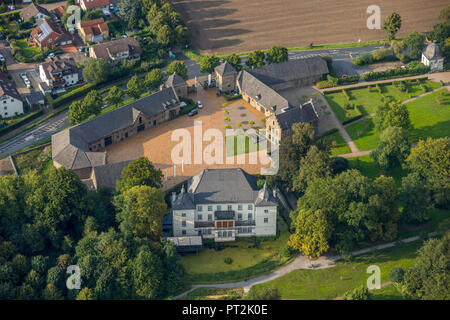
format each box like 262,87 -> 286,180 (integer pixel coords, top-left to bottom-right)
361,61 -> 430,81
0,109 -> 44,137
46,83 -> 96,109
223,93 -> 242,101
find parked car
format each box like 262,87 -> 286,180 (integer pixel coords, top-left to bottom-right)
78,47 -> 85,52
197,101 -> 203,109
0,54 -> 5,62
47,53 -> 55,58
188,109 -> 198,117
20,72 -> 26,79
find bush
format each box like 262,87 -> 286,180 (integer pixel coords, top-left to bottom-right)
48,83 -> 96,109
279,245 -> 294,258
389,267 -> 404,283
362,61 -> 430,81
223,93 -> 242,101
343,286 -> 372,300
342,89 -> 351,100
224,257 -> 233,264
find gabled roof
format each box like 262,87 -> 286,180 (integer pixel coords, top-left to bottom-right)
79,18 -> 108,36
80,0 -> 110,10
275,100 -> 319,131
21,2 -> 51,21
0,72 -> 22,101
92,160 -> 132,189
40,56 -> 78,79
90,37 -> 142,61
423,42 -> 444,60
255,182 -> 278,207
31,19 -> 71,44
52,87 -> 180,170
166,73 -> 186,87
215,61 -> 237,77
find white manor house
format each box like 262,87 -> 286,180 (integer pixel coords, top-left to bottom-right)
171,168 -> 278,242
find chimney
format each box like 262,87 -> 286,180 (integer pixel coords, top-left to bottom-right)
273,188 -> 277,198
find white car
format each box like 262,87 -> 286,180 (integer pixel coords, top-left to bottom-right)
197,101 -> 203,109
47,53 -> 55,58
0,54 -> 5,62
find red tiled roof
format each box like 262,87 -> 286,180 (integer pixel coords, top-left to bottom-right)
80,0 -> 110,10
79,18 -> 108,36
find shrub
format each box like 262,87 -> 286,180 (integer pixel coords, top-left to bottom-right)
48,83 -> 96,109
389,267 -> 404,283
224,116 -> 230,121
362,61 -> 430,81
225,125 -> 231,129
342,89 -> 351,100
224,257 -> 233,264
248,120 -> 255,126
279,245 -> 295,258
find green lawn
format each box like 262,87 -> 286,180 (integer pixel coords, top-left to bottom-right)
179,288 -> 244,300
325,80 -> 442,123
371,284 -> 405,300
406,88 -> 450,143
346,118 -> 380,151
225,133 -> 262,156
13,40 -> 40,59
321,130 -> 351,155
345,87 -> 450,151
180,217 -> 291,283
250,239 -> 422,299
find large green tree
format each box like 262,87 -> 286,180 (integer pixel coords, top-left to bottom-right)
82,58 -> 111,85
166,61 -> 188,80
224,53 -> 242,71
246,50 -> 266,68
371,126 -> 410,170
145,68 -> 163,91
127,75 -> 144,100
116,157 -> 163,194
105,86 -> 124,107
374,100 -> 411,132
131,247 -> 164,299
200,55 -> 220,73
266,46 -> 288,64
383,12 -> 402,41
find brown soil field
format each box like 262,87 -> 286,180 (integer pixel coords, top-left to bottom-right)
172,0 -> 447,54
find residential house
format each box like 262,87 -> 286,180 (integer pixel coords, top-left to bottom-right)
166,73 -> 187,98
51,87 -> 181,184
31,19 -> 73,49
77,18 -> 109,44
89,37 -> 142,64
20,2 -> 52,25
79,0 -> 110,11
172,168 -> 278,242
215,61 -> 237,93
422,41 -> 445,72
25,92 -> 45,110
0,73 -> 24,119
39,56 -> 80,92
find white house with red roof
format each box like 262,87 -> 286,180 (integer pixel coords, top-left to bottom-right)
79,0 -> 110,11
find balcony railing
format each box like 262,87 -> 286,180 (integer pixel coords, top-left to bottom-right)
235,220 -> 256,226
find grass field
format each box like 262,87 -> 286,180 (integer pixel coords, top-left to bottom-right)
13,147 -> 53,175
180,216 -> 291,283
225,134 -> 262,156
173,0 -> 447,54
180,288 -> 244,300
321,130 -> 351,155
406,89 -> 450,143
346,87 -> 450,151
250,239 -> 422,299
325,80 -> 441,124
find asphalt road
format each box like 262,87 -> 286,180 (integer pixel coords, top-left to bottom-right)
0,44 -> 382,157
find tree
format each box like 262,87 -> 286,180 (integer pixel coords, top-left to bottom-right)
404,137 -> 450,208
42,283 -> 64,300
156,24 -> 173,46
160,239 -> 186,296
1,60 -> 6,73
200,55 -> 220,74
371,126 -> 410,170
439,5 -> 450,24
145,68 -> 163,91
390,267 -> 405,283
68,100 -> 88,125
82,58 -> 111,84
114,186 -> 167,245
174,25 -> 189,47
401,233 -> 450,300
117,0 -> 141,29
404,31 -> 426,60
166,61 -> 188,80
116,157 -> 163,194
246,50 -> 265,68
83,90 -> 103,116
293,145 -> 331,193
127,75 -> 144,100
288,209 -> 331,258
383,12 -> 402,41
343,286 -> 372,300
224,53 -> 242,71
105,86 -> 124,107
76,287 -> 96,300
132,247 -> 164,299
266,46 -> 288,64
374,100 -> 411,132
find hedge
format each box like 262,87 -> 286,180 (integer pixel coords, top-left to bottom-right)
223,93 -> 242,101
0,109 -> 44,137
46,83 -> 96,109
361,61 -> 430,81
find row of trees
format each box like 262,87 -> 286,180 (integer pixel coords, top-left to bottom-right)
0,157 -> 186,299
